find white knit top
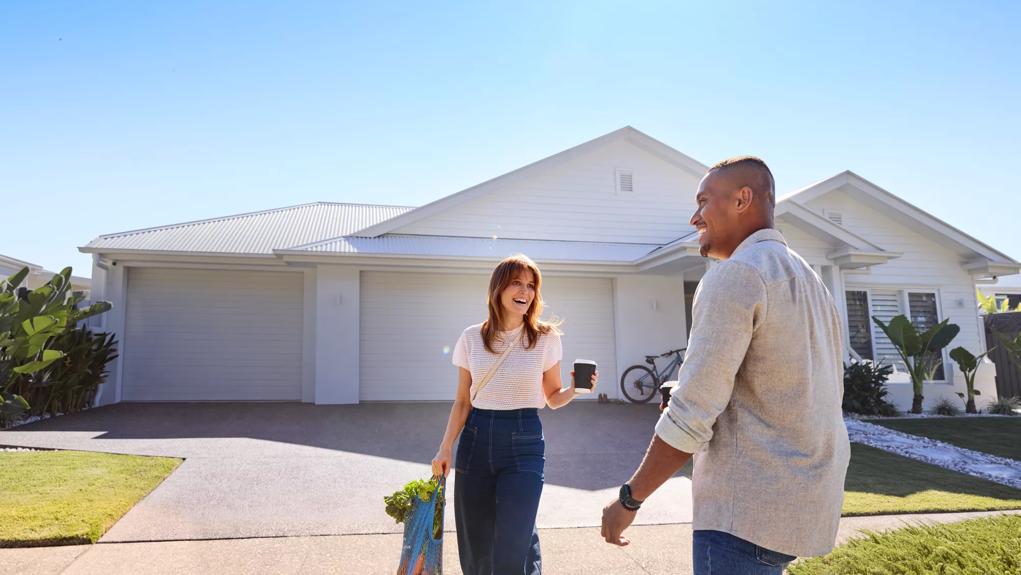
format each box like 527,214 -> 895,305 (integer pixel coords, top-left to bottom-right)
452,323 -> 563,410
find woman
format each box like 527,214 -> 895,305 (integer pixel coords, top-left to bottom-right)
431,254 -> 597,575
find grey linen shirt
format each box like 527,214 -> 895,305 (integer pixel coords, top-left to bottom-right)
655,228 -> 850,557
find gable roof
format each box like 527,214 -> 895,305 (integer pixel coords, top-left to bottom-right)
0,253 -> 43,272
781,171 -> 1018,266
349,126 -> 710,238
81,202 -> 413,255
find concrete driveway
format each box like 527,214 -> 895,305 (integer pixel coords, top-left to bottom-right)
0,402 -> 692,542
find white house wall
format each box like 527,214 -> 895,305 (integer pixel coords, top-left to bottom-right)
314,265 -> 361,404
395,138 -> 702,244
806,189 -> 995,410
776,221 -> 836,266
613,275 -> 689,396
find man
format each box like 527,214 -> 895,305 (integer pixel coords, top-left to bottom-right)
601,157 -> 850,574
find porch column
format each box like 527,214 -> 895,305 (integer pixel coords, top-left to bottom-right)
314,265 -> 360,404
821,265 -> 851,356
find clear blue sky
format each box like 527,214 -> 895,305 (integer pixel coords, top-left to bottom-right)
3,1 -> 1019,278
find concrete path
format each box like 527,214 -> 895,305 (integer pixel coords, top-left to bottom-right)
0,402 -> 692,541
3,511 -> 1018,575
845,417 -> 1021,489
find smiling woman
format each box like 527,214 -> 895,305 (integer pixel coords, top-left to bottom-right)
428,253 -> 599,575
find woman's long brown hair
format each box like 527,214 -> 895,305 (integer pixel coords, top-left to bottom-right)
481,254 -> 560,353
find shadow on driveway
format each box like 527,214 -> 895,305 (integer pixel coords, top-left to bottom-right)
1,402 -> 693,540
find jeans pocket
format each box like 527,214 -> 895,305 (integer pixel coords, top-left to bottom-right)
454,426 -> 477,473
511,431 -> 545,476
754,545 -> 795,568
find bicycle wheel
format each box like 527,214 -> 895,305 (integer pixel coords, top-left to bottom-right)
619,365 -> 658,403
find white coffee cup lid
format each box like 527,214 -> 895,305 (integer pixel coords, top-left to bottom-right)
574,359 -> 597,366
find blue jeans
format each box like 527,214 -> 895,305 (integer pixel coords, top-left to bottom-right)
454,408 -> 544,575
693,530 -> 796,575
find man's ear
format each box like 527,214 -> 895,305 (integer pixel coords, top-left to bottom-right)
735,186 -> 754,213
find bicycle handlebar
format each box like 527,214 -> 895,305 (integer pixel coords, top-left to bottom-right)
660,348 -> 686,358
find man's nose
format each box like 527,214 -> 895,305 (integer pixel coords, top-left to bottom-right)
690,210 -> 701,227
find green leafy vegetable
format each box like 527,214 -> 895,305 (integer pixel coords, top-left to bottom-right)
384,477 -> 445,539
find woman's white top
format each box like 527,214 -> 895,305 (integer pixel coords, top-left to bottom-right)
452,323 -> 563,410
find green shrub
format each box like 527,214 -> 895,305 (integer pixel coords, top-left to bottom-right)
1,267 -> 112,427
842,361 -> 897,416
933,397 -> 961,416
789,515 -> 1021,574
987,396 -> 1021,416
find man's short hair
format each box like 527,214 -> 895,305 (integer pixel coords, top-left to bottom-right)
710,156 -> 775,206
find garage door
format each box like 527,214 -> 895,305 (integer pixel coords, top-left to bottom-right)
360,272 -> 616,401
123,268 -> 304,401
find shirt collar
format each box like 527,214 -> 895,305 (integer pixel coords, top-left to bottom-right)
732,227 -> 787,257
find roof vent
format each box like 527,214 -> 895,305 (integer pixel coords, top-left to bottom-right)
616,169 -> 634,194
826,211 -> 844,226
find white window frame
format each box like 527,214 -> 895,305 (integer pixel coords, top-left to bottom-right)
846,285 -> 951,383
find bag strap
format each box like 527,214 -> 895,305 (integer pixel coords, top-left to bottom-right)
471,328 -> 524,402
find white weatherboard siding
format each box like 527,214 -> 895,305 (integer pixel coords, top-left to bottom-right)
613,274 -> 688,396
776,221 -> 835,266
396,137 -> 702,244
359,272 -> 617,401
808,189 -> 996,409
122,268 -> 304,401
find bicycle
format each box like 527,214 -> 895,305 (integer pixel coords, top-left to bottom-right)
619,348 -> 686,403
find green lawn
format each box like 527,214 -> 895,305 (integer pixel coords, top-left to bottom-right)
0,449 -> 181,547
873,416 -> 1021,461
842,443 -> 1021,516
789,514 -> 1021,574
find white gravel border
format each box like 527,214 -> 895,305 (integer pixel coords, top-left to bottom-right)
845,417 -> 1021,490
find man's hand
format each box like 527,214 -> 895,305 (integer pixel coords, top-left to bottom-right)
601,499 -> 636,546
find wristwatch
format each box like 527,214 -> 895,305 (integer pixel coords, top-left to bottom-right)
618,483 -> 643,511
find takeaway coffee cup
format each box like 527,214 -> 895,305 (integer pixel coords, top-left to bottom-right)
659,380 -> 678,411
573,359 -> 597,393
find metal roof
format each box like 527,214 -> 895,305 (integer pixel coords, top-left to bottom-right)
286,234 -> 663,263
82,202 -> 413,254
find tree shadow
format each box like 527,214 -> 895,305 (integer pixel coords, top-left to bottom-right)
1,401 -> 688,492
845,443 -> 1021,500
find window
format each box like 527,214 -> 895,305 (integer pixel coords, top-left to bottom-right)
845,290 -> 873,361
844,287 -> 949,380
907,291 -> 945,380
870,289 -> 905,370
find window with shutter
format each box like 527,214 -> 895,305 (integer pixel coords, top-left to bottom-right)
845,290 -> 873,361
907,292 -> 945,380
869,289 -> 905,370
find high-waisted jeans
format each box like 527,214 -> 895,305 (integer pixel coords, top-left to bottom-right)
454,407 -> 544,575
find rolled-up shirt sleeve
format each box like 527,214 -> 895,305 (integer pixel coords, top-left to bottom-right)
655,260 -> 767,454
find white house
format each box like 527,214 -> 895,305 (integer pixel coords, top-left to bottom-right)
1,253 -> 91,297
978,275 -> 1021,311
82,127 -> 1020,411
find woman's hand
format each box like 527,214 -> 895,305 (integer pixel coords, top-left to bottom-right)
432,446 -> 453,478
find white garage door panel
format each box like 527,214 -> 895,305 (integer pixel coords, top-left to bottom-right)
124,268 -> 303,401
360,272 -> 616,401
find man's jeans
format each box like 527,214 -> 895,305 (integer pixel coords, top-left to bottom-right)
454,408 -> 544,575
693,530 -> 797,575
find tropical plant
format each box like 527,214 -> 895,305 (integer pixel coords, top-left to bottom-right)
933,397 -> 961,416
949,346 -> 992,414
842,360 -> 897,416
1,267 -> 111,427
872,314 -> 960,414
976,289 -> 1021,314
986,396 -> 1021,416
